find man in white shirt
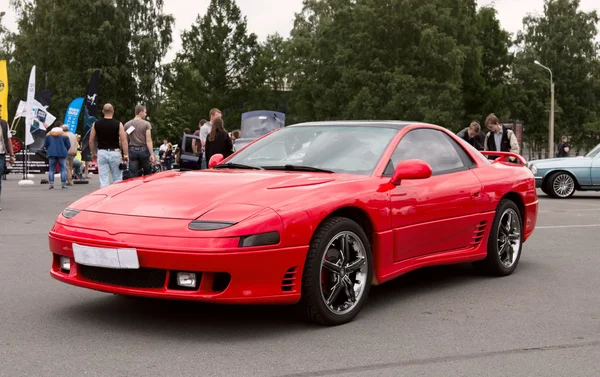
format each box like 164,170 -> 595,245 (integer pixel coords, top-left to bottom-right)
61,124 -> 79,185
159,139 -> 168,153
483,113 -> 520,161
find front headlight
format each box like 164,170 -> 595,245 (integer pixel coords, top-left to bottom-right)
529,165 -> 538,174
62,208 -> 81,219
239,232 -> 280,247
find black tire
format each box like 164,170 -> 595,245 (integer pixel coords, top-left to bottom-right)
476,199 -> 523,277
299,216 -> 372,326
544,171 -> 576,199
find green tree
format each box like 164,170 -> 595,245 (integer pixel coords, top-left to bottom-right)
513,0 -> 599,151
286,0 -> 479,129
163,0 -> 261,133
0,11 -> 14,57
464,6 -> 512,123
6,0 -> 173,138
116,0 -> 174,115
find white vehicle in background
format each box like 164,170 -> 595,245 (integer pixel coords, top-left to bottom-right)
233,110 -> 286,152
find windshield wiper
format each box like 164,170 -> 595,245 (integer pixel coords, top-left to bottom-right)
262,165 -> 334,173
213,162 -> 264,170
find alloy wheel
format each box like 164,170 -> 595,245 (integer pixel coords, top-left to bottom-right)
552,174 -> 575,198
319,231 -> 369,315
497,208 -> 521,269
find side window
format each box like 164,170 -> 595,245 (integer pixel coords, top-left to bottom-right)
390,129 -> 471,175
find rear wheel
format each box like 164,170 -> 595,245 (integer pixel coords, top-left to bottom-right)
545,172 -> 576,198
300,217 -> 372,326
476,199 -> 523,276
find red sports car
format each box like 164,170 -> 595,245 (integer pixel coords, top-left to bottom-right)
49,121 -> 538,326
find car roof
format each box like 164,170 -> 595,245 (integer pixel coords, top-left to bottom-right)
288,120 -> 436,130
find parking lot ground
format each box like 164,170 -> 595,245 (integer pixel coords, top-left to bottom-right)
0,174 -> 599,377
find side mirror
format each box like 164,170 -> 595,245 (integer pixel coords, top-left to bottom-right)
209,154 -> 224,169
390,159 -> 432,186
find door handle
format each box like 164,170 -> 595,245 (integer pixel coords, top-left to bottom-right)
471,191 -> 481,198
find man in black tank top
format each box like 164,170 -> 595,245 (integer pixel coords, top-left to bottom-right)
89,104 -> 129,188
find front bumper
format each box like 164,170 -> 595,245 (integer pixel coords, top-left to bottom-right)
49,231 -> 308,304
524,200 -> 538,242
534,177 -> 543,188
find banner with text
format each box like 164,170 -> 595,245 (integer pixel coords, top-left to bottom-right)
64,97 -> 84,134
0,60 -> 8,121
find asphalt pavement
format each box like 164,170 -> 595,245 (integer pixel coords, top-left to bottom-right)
1,173 -> 599,377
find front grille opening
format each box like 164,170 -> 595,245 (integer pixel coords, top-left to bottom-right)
167,271 -> 202,291
212,273 -> 231,292
79,265 -> 166,289
281,267 -> 298,292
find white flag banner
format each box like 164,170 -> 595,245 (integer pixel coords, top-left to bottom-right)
24,66 -> 36,145
29,99 -> 55,131
14,100 -> 27,119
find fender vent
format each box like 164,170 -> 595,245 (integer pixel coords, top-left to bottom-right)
281,267 -> 298,292
470,221 -> 488,248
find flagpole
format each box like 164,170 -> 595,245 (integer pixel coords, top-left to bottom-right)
21,145 -> 25,180
10,116 -> 19,133
18,65 -> 36,186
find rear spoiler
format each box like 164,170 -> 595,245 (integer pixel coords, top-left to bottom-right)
480,151 -> 527,166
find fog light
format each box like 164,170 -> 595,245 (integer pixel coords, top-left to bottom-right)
60,256 -> 71,271
176,272 -> 197,288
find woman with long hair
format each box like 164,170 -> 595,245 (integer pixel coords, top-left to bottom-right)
205,118 -> 233,165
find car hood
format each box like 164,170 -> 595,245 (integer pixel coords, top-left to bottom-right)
76,169 -> 359,220
530,156 -> 592,168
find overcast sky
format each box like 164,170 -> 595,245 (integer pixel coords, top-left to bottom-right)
0,0 -> 598,62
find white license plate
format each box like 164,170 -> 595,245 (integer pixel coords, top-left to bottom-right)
72,243 -> 139,269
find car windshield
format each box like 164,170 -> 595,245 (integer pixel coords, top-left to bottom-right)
225,125 -> 399,175
586,144 -> 600,158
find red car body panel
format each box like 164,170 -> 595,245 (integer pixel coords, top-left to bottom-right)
49,123 -> 538,303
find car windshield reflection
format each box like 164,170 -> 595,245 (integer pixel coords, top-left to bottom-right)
225,126 -> 399,175
585,144 -> 600,158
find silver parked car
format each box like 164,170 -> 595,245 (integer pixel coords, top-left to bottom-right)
527,143 -> 600,198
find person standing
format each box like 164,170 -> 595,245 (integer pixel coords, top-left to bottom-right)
192,119 -> 207,155
125,105 -> 155,177
159,139 -> 168,155
456,121 -> 485,150
61,123 -> 79,185
199,109 -> 221,169
483,113 -> 520,159
89,104 -> 129,188
557,135 -> 570,157
44,126 -> 71,190
0,104 -> 16,210
162,143 -> 173,170
205,118 -> 233,164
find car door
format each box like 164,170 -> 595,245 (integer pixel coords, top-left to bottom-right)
592,153 -> 600,186
179,133 -> 201,171
386,128 -> 484,262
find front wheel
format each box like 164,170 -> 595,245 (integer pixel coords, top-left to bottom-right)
300,217 -> 372,326
476,199 -> 523,276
